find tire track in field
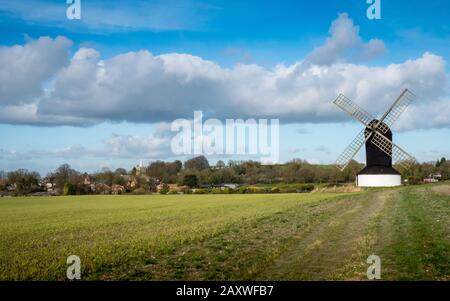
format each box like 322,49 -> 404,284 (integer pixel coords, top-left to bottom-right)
258,190 -> 393,280
119,194 -> 358,280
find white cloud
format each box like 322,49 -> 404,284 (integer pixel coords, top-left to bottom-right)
102,133 -> 171,159
0,36 -> 71,105
0,14 -> 448,131
307,13 -> 386,65
35,50 -> 447,130
0,122 -> 174,162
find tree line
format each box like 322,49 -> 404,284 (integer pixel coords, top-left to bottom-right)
1,156 -> 449,196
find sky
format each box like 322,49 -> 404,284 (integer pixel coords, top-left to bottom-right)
0,0 -> 449,175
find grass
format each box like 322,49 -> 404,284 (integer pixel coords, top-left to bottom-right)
0,184 -> 448,280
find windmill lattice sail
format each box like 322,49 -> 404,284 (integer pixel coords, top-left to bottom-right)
378,89 -> 416,132
370,132 -> 415,169
333,94 -> 374,127
335,129 -> 367,171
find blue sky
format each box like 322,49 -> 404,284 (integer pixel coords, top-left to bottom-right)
0,0 -> 449,175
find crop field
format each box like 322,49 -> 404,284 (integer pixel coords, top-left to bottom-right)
0,184 -> 449,280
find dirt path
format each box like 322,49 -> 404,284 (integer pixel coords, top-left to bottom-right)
431,184 -> 450,195
258,190 -> 393,280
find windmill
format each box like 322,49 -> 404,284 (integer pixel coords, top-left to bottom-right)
333,89 -> 416,187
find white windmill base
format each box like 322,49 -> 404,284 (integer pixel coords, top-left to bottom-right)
357,174 -> 401,187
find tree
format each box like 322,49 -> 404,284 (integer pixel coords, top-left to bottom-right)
64,182 -> 76,195
115,168 -> 127,175
183,174 -> 198,188
53,164 -> 80,193
95,168 -> 114,187
130,167 -> 137,176
184,156 -> 210,171
216,160 -> 226,169
436,157 -> 446,168
160,183 -> 170,194
147,160 -> 169,181
7,169 -> 41,195
438,160 -> 450,180
133,175 -> 157,192
112,172 -> 127,186
171,160 -> 183,173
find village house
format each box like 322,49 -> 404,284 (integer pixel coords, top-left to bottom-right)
83,174 -> 92,185
111,184 -> 125,195
135,161 -> 147,175
197,183 -> 239,190
39,177 -> 57,192
216,183 -> 239,190
156,183 -> 183,193
424,173 -> 442,183
90,183 -> 111,194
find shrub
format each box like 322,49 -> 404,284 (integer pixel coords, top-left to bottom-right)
237,187 -> 248,194
246,186 -> 259,194
407,176 -> 421,185
211,188 -> 225,194
297,184 -> 315,192
183,174 -> 198,188
63,182 -> 75,195
132,188 -> 146,195
193,188 -> 209,194
160,184 -> 170,195
271,187 -> 281,193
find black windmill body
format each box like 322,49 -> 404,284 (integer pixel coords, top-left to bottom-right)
359,119 -> 400,176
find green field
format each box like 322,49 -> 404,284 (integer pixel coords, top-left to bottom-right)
0,184 -> 449,280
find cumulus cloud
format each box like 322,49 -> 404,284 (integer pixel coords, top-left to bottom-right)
35,50 -> 447,129
0,14 -> 448,131
0,36 -> 71,105
307,13 -> 386,65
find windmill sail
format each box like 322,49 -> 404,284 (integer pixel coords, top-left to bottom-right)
333,94 -> 374,127
334,129 -> 367,171
371,131 -> 416,169
377,89 -> 416,133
